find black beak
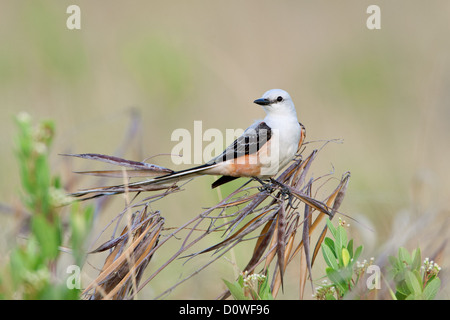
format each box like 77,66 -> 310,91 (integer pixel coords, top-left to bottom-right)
253,98 -> 270,106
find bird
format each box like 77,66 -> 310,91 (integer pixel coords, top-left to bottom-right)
68,89 -> 305,200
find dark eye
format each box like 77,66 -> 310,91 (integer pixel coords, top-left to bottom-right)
277,96 -> 283,102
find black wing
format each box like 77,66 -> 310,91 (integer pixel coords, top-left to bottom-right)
209,121 -> 272,188
208,121 -> 272,165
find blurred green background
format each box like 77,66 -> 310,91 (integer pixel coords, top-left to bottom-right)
1,0 -> 449,299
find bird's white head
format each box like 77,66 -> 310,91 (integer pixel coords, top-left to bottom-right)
253,89 -> 297,117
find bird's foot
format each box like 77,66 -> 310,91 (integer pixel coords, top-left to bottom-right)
253,177 -> 275,193
269,178 -> 298,209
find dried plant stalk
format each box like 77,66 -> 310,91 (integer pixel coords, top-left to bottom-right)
83,207 -> 163,300
73,138 -> 350,300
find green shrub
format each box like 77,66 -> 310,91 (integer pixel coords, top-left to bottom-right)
0,113 -> 93,299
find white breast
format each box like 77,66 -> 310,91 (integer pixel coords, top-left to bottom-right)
264,116 -> 301,175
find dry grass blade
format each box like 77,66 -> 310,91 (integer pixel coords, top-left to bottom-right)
191,206 -> 278,257
272,213 -> 299,297
311,171 -> 351,265
276,200 -> 286,291
299,183 -> 313,299
102,223 -> 162,300
286,171 -> 350,264
221,191 -> 273,236
62,153 -> 173,173
299,245 -> 308,299
246,219 -> 276,270
70,183 -> 178,200
290,150 -> 317,188
287,186 -> 332,217
83,207 -> 163,300
88,214 -> 155,254
214,193 -> 260,208
263,229 -> 278,272
64,152 -> 177,200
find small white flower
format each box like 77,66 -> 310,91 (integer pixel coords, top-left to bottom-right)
33,142 -> 47,155
17,111 -> 31,124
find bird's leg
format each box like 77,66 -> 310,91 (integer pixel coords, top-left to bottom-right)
269,178 -> 298,209
253,177 -> 275,193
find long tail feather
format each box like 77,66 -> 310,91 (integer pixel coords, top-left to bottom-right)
74,169 -> 172,178
70,163 -> 217,200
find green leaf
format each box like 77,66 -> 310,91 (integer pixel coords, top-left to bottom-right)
326,268 -> 348,294
334,226 -> 345,250
9,248 -> 29,286
423,278 -> 441,300
223,279 -> 248,300
70,204 -> 94,265
411,248 -> 421,271
395,279 -> 410,297
398,247 -> 411,266
237,274 -> 245,287
353,245 -> 363,262
388,255 -> 399,270
395,290 -> 408,300
31,215 -> 61,260
347,239 -> 354,258
324,237 -> 336,257
322,243 -> 339,270
405,270 -> 422,296
342,248 -> 350,267
334,226 -> 348,266
326,218 -> 337,239
325,293 -> 336,300
258,275 -> 274,300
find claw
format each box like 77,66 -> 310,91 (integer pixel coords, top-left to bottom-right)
254,178 -> 298,208
269,178 -> 298,209
253,177 -> 274,193
285,192 -> 298,209
257,184 -> 274,193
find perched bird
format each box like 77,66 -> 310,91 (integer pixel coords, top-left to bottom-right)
68,89 -> 305,200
